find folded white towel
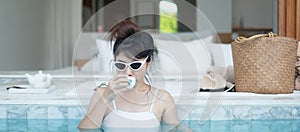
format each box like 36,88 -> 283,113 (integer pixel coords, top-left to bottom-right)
200,66 -> 234,91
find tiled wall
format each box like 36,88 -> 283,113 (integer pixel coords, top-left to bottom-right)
0,104 -> 84,120
180,105 -> 300,131
0,104 -> 300,131
1,104 -> 300,120
0,104 -> 84,131
181,105 -> 300,120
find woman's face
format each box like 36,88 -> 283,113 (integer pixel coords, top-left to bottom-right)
114,53 -> 150,83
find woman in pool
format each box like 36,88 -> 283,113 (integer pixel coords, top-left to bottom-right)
78,20 -> 189,131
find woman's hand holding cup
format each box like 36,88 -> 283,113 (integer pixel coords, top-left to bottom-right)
103,74 -> 135,102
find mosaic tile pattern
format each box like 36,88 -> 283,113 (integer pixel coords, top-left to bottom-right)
27,105 -> 47,119
7,105 -> 27,119
1,104 -> 300,120
47,106 -> 67,119
0,104 -> 300,131
181,119 -> 300,132
271,106 -> 293,119
184,105 -> 300,121
68,106 -> 84,119
0,105 -> 7,118
251,106 -> 272,120
292,106 -> 300,119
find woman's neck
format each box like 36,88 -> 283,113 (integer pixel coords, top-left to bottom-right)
133,82 -> 150,94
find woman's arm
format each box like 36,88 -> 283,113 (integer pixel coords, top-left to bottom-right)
160,91 -> 179,130
78,74 -> 130,129
161,91 -> 193,132
74,59 -> 89,71
78,88 -> 110,129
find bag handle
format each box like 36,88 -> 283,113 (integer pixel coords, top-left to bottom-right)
235,32 -> 277,43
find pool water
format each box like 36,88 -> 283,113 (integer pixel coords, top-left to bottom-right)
181,119 -> 300,132
0,119 -> 299,131
0,119 -> 80,132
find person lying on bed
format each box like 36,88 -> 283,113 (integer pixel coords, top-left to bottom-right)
78,20 -> 191,132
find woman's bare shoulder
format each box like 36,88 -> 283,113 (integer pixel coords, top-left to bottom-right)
153,88 -> 174,101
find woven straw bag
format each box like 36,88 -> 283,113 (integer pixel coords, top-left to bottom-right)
231,32 -> 298,94
295,42 -> 300,90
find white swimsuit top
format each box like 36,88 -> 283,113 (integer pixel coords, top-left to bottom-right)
101,89 -> 160,131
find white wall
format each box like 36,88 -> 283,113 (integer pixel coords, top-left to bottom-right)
197,0 -> 232,33
44,0 -> 82,70
0,0 -> 275,70
0,0 -> 48,70
197,0 -> 274,32
0,0 -> 81,71
232,0 -> 273,28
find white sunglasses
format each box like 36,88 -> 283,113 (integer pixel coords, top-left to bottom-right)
113,56 -> 149,71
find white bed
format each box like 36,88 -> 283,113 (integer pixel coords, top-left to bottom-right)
1,33 -> 299,125
0,32 -> 235,109
74,32 -> 233,74
1,31 -> 234,95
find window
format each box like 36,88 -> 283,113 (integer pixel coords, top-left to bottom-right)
159,0 -> 178,33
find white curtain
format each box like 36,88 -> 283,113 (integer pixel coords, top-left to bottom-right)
45,0 -> 82,70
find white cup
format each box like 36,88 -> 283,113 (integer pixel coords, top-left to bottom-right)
127,76 -> 136,89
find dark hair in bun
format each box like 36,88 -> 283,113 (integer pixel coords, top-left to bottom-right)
109,20 -> 157,62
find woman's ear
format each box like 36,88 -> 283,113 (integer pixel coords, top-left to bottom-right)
146,55 -> 153,68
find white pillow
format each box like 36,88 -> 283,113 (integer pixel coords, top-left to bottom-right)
96,39 -> 114,74
81,57 -> 102,73
183,40 -> 212,75
155,39 -> 212,76
200,35 -> 233,67
155,39 -> 183,75
220,44 -> 233,66
81,39 -> 113,73
209,43 -> 233,67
